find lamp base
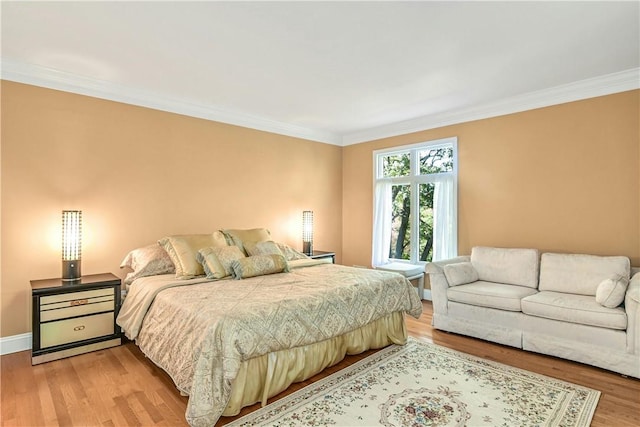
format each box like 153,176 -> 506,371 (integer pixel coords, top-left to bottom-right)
62,260 -> 81,282
303,241 -> 313,256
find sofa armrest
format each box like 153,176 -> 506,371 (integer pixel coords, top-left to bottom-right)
425,256 -> 471,274
625,272 -> 640,355
425,256 -> 470,315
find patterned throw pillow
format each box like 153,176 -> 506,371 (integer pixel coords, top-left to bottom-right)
197,246 -> 246,279
276,242 -> 310,261
120,244 -> 175,286
230,254 -> 289,279
244,240 -> 284,257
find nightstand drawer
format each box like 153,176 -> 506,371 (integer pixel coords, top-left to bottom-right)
41,297 -> 114,322
40,312 -> 114,348
41,288 -> 114,305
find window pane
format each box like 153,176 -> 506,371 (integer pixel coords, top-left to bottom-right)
382,153 -> 410,177
389,184 -> 411,260
419,147 -> 453,175
418,183 -> 435,262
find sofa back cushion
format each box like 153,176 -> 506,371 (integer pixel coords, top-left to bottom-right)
470,247 -> 539,288
539,253 -> 630,296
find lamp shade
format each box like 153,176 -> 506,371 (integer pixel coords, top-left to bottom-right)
302,210 -> 313,255
62,210 -> 82,281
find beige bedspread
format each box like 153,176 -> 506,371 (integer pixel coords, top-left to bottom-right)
117,263 -> 422,427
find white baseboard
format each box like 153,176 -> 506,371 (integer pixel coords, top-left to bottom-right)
0,333 -> 32,355
423,289 -> 432,301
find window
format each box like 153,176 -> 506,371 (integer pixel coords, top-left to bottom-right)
372,137 -> 457,266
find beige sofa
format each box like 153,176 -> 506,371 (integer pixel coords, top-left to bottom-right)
425,247 -> 640,378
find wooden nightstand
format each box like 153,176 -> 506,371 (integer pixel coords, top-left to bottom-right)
31,273 -> 122,365
309,250 -> 336,264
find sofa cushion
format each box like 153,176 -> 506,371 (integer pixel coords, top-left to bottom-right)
538,253 -> 630,296
447,281 -> 538,311
595,275 -> 629,308
443,262 -> 478,286
521,291 -> 627,330
470,247 -> 539,288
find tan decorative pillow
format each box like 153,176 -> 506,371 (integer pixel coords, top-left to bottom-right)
197,246 -> 246,279
443,262 -> 479,287
158,232 -> 228,279
244,240 -> 283,257
595,275 -> 629,308
230,254 -> 289,279
276,242 -> 310,261
119,244 -> 175,285
222,228 -> 271,255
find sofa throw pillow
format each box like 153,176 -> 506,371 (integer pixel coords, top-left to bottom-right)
595,275 -> 629,308
443,262 -> 479,286
119,244 -> 175,286
230,254 -> 289,279
158,232 -> 228,279
197,245 -> 246,279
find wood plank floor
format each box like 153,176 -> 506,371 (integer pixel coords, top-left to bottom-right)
2,301 -> 639,426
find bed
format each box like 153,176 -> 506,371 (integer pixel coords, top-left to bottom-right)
116,233 -> 423,427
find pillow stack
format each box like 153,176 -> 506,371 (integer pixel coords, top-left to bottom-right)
120,228 -> 302,284
158,232 -> 228,279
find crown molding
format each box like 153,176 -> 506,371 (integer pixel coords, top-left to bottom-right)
341,68 -> 640,145
0,59 -> 342,146
2,59 -> 637,147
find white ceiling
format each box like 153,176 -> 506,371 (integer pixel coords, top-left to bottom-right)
2,1 -> 639,145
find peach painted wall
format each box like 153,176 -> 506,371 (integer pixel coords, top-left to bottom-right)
1,81 -> 343,337
2,82 -> 638,339
342,90 -> 640,272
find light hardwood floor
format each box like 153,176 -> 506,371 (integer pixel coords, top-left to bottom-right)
2,301 -> 639,426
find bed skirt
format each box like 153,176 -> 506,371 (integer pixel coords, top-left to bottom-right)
222,311 -> 408,416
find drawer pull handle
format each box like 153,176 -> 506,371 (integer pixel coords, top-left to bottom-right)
73,325 -> 86,331
70,299 -> 88,306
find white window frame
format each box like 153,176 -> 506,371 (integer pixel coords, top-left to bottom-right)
372,137 -> 458,266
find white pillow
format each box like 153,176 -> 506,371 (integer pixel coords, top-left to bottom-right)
595,275 -> 629,308
443,262 -> 479,287
119,244 -> 175,286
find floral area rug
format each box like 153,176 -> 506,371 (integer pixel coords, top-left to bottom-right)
226,337 -> 600,426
